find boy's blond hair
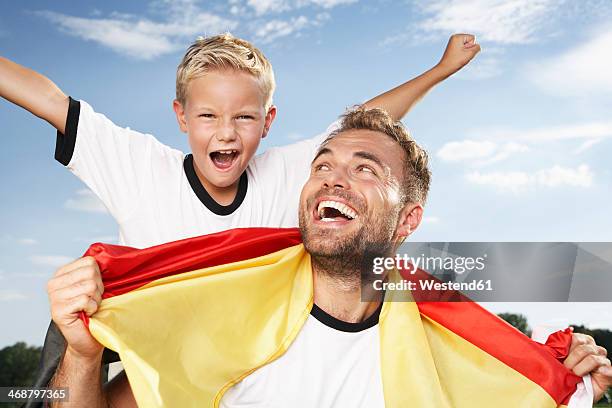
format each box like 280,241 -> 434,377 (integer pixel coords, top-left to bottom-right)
176,33 -> 276,109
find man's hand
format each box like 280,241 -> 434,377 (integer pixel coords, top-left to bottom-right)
563,332 -> 612,402
47,256 -> 105,360
436,33 -> 481,77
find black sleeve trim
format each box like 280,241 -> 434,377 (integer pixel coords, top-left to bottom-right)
54,97 -> 81,166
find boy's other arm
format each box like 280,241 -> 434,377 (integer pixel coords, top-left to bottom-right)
363,34 -> 481,121
0,56 -> 69,133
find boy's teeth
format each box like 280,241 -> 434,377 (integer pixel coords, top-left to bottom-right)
316,200 -> 357,220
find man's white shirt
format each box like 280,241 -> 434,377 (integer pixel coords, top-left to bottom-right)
220,304 -> 385,408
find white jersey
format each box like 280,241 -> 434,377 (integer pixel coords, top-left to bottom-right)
56,98 -> 333,248
220,303 -> 385,408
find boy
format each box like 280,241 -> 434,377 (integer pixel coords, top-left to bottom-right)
0,33 -> 480,249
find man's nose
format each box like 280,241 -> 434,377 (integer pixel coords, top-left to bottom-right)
215,119 -> 237,142
322,167 -> 350,190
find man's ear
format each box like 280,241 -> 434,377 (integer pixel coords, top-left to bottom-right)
262,105 -> 277,139
395,203 -> 423,241
173,100 -> 188,133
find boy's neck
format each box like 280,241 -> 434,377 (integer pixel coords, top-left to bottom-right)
193,163 -> 239,206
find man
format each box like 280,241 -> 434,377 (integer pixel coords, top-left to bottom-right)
46,107 -> 611,407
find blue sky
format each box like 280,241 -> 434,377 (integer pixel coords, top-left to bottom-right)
1,0 -> 611,347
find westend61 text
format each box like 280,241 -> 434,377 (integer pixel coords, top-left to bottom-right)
372,279 -> 493,292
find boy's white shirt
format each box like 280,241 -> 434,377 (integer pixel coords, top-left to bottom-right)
64,100 -> 335,248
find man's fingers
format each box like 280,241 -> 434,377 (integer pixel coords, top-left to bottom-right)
572,355 -> 611,377
83,297 -> 99,317
53,256 -> 98,278
51,293 -> 99,324
595,359 -> 612,376
48,263 -> 103,294
564,343 -> 601,369
595,362 -> 612,376
570,332 -> 595,352
67,294 -> 100,317
52,280 -> 103,305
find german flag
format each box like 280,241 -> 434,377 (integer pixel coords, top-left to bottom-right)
81,227 -> 581,407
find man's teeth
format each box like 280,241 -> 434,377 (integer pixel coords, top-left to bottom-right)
216,150 -> 237,154
317,200 -> 357,220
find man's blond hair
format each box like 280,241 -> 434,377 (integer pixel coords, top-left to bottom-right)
176,33 -> 275,109
325,106 -> 431,205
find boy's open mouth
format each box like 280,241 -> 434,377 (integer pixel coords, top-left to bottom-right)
210,150 -> 239,170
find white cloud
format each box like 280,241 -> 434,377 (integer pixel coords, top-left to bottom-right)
437,140 -> 529,166
574,138 -> 603,154
463,121 -> 612,154
18,238 -> 38,245
36,1 -> 340,57
30,255 -> 74,268
12,271 -> 50,279
456,56 -> 503,80
254,13 -> 329,43
255,16 -> 310,42
536,164 -> 593,188
307,0 -> 356,9
287,132 -> 305,140
248,0 -> 290,15
64,189 -> 108,213
414,0 -> 558,44
466,164 -> 593,193
422,216 -> 440,224
36,3 -> 236,60
247,0 -> 356,15
527,26 -> 612,96
381,0 -> 562,78
0,290 -> 27,302
75,235 -> 118,244
437,140 -> 496,161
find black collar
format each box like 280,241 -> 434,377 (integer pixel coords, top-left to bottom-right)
183,154 -> 248,216
310,302 -> 382,333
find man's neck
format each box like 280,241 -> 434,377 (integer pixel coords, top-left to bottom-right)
312,259 -> 383,324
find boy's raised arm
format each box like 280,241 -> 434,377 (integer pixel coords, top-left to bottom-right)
0,56 -> 69,134
363,34 -> 481,121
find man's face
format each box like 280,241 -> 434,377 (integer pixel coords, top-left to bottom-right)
299,130 -> 411,258
174,69 -> 276,189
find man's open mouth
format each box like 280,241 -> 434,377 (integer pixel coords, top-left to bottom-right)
210,150 -> 239,170
315,200 -> 358,222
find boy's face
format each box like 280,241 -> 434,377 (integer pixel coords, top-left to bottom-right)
174,69 -> 276,189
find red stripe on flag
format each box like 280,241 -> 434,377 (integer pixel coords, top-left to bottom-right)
399,267 -> 581,405
84,227 -> 301,299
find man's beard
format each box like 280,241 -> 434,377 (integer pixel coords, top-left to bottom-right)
298,190 -> 399,289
